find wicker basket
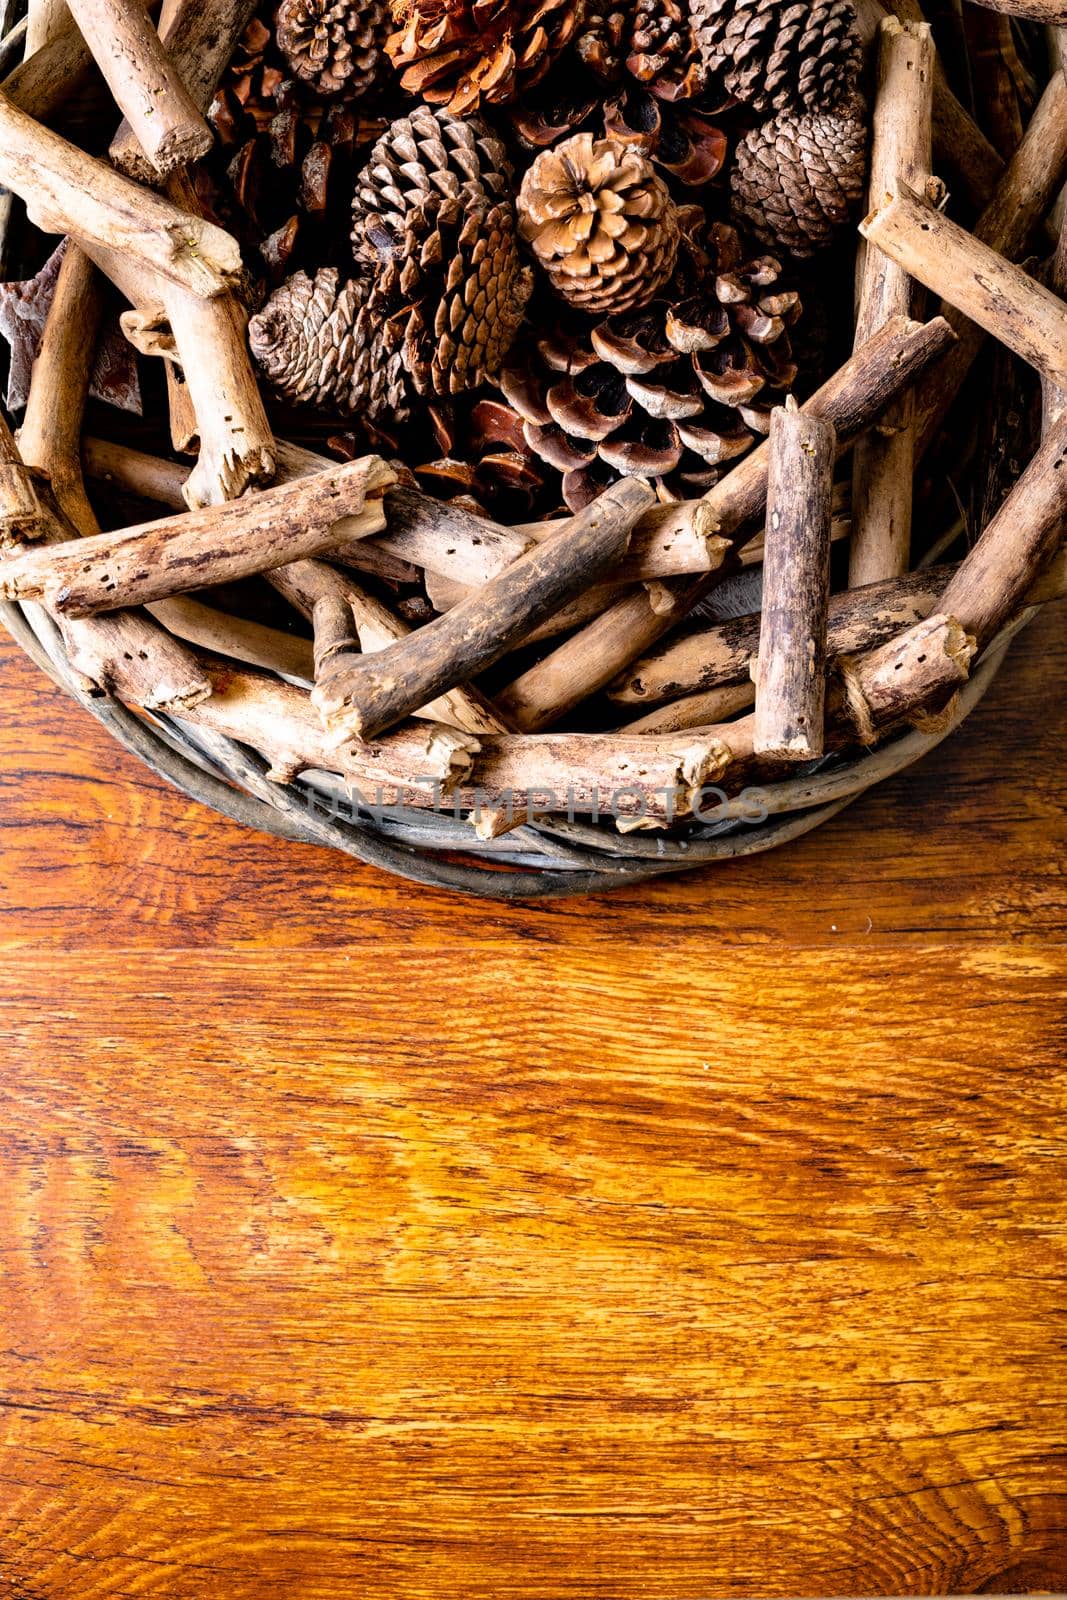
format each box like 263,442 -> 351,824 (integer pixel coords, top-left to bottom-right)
0,9 -> 1063,900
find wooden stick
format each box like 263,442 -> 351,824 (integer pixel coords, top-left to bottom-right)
188,664 -> 480,791
834,614 -> 975,743
610,568 -> 953,706
620,684 -> 755,736
963,6 -> 1024,158
498,315 -> 957,733
0,90 -> 241,298
2,8 -> 93,121
861,185 -> 1067,386
0,410 -> 210,708
89,194 -> 277,509
145,596 -> 315,681
1044,208 -> 1067,432
17,241 -> 101,538
853,0 -> 1005,208
0,457 -> 395,615
26,0 -> 69,53
851,17 -> 935,587
108,0 -> 256,179
269,560 -> 511,738
339,580 -> 511,737
938,413 -> 1067,647
311,478 -> 656,744
915,70 -> 1067,454
965,0 -> 1067,17
0,401 -> 53,549
753,401 -> 836,761
64,0 -> 212,177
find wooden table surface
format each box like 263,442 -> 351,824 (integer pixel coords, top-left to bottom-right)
0,604 -> 1064,1600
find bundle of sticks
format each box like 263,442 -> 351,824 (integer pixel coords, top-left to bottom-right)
0,0 -> 1064,843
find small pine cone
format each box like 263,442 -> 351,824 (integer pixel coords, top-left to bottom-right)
248,267 -> 409,422
352,108 -> 533,397
692,0 -> 861,115
518,133 -> 680,315
627,0 -> 703,96
385,0 -> 582,114
730,101 -> 868,258
275,0 -> 392,97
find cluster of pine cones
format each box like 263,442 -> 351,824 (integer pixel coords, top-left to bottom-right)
207,0 -> 870,515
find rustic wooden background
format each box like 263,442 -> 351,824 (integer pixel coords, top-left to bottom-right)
0,604 -> 1064,1600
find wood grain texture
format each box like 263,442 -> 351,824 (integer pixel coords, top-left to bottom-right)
0,605 -> 1064,1599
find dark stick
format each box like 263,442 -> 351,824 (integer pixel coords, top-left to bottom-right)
313,478 -> 656,744
753,401 -> 837,761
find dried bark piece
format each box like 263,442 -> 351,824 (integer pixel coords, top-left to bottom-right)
0,241 -> 140,412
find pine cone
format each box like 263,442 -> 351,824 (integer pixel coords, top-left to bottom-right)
577,0 -> 703,97
692,0 -> 861,115
731,101 -> 868,258
385,0 -> 582,114
351,106 -> 533,397
500,217 -> 800,509
275,0 -> 392,97
249,267 -> 409,422
517,133 -> 679,315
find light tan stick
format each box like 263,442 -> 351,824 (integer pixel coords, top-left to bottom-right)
854,0 -> 1005,208
620,684 -> 755,736
0,89 -> 241,297
3,6 -> 93,121
26,0 -> 68,52
0,457 -> 395,615
938,414 -> 1067,647
17,242 -> 101,538
753,402 -> 836,761
108,0 -> 256,178
187,665 -> 480,791
499,315 -> 957,732
915,70 -> 1067,454
64,0 -> 212,177
861,185 -> 1067,385
146,596 -> 315,681
851,17 -> 935,586
1044,209 -> 1067,431
90,193 -> 277,509
834,615 -> 975,743
0,410 -> 210,708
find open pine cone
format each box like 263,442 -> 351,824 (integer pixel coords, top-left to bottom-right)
576,0 -> 704,99
351,106 -> 533,398
385,0 -> 583,114
517,132 -> 680,315
500,216 -> 801,509
275,0 -> 393,98
731,99 -> 868,256
691,0 -> 861,115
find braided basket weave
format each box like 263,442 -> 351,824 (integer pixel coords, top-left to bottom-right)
0,13 -> 1062,901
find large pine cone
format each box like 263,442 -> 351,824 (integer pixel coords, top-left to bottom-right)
500,217 -> 800,509
275,0 -> 392,98
517,133 -> 679,315
248,267 -> 409,421
691,0 -> 861,115
385,0 -> 582,114
351,106 -> 533,398
731,101 -> 868,257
